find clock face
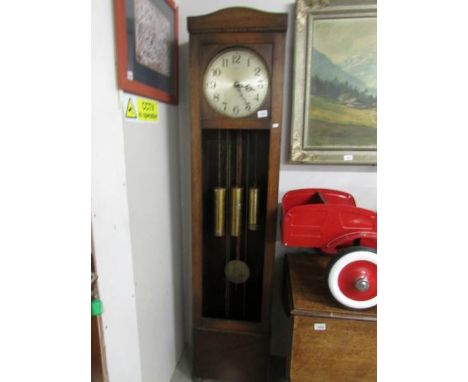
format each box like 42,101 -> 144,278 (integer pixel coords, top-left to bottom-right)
203,48 -> 270,118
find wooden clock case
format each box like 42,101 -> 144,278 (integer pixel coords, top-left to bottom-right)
188,8 -> 287,382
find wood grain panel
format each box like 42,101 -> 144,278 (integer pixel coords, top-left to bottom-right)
193,328 -> 269,382
290,316 -> 376,382
188,7 -> 287,34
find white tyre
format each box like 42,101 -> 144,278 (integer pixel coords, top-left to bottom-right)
327,248 -> 377,310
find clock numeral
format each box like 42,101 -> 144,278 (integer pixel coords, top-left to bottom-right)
213,93 -> 220,101
245,103 -> 251,111
257,80 -> 264,89
207,81 -> 216,89
222,59 -> 229,67
247,58 -> 251,67
223,102 -> 228,111
232,54 -> 241,64
233,106 -> 240,115
255,93 -> 260,101
254,67 -> 262,76
212,68 -> 221,76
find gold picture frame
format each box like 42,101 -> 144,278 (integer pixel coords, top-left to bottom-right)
290,0 -> 377,165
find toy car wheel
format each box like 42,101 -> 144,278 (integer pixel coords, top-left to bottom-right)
326,247 -> 377,310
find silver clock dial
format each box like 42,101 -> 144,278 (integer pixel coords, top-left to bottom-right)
203,48 -> 270,118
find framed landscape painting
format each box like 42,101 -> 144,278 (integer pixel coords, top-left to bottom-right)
290,0 -> 377,164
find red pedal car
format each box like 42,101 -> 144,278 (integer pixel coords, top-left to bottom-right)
281,188 -> 377,310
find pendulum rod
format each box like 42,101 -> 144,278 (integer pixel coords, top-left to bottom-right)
231,131 -> 243,241
224,130 -> 232,317
231,131 -> 243,316
242,131 -> 251,317
254,131 -> 258,186
248,131 -> 259,231
218,130 -> 222,184
214,130 -> 225,236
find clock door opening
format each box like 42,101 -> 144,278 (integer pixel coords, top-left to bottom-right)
201,129 -> 270,322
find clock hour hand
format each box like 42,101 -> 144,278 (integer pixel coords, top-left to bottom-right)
234,82 -> 255,93
233,81 -> 250,107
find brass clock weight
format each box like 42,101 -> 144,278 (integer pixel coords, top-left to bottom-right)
188,7 -> 287,382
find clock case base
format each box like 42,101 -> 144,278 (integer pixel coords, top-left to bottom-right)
193,327 -> 269,382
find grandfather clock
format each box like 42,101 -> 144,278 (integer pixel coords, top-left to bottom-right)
188,7 -> 287,382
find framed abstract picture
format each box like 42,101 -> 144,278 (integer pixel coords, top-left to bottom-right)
290,0 -> 376,164
114,0 -> 178,104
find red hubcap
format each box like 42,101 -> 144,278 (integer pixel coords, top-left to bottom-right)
338,260 -> 377,301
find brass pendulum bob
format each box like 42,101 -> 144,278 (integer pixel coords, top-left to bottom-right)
225,259 -> 250,284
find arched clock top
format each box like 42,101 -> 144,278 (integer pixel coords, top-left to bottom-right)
187,7 -> 288,34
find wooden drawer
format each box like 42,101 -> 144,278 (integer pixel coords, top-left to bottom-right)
284,253 -> 377,382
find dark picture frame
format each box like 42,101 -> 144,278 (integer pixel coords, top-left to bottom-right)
114,0 -> 178,104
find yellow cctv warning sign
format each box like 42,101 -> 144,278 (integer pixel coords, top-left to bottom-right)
125,98 -> 137,119
123,94 -> 158,122
136,98 -> 158,122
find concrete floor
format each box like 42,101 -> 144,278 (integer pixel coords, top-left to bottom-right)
170,348 -> 288,382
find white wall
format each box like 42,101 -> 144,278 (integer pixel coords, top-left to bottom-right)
92,0 -> 142,380
92,0 -> 184,380
123,101 -> 184,381
177,0 -> 377,355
